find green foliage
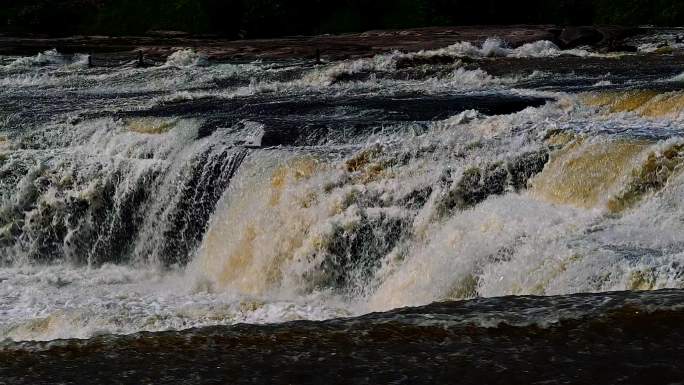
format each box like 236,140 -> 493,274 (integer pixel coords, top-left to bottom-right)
593,0 -> 684,25
2,0 -> 684,37
92,0 -> 210,35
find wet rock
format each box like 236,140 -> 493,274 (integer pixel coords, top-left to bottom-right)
399,186 -> 433,210
451,164 -> 510,208
155,148 -> 248,265
507,149 -> 550,191
395,55 -> 463,69
558,26 -> 641,51
152,94 -> 548,148
597,26 -> 641,52
147,30 -> 190,38
600,43 -> 638,53
558,27 -> 603,48
436,149 -> 550,216
305,210 -> 411,293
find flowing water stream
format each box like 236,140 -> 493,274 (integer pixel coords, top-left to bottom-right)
2,33 -> 684,382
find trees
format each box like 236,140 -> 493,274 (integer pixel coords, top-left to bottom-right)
2,0 -> 684,37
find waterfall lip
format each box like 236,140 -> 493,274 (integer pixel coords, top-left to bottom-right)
108,92 -> 551,149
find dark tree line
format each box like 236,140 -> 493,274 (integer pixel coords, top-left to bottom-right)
2,0 -> 684,37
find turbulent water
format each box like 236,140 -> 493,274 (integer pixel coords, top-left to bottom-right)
2,32 -> 684,382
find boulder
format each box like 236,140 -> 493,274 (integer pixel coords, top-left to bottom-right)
558,27 -> 603,48
558,26 -> 642,51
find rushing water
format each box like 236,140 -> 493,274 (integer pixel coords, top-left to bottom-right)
2,33 -> 684,382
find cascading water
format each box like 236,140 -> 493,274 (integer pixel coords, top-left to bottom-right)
0,116 -> 246,266
3,35 -> 684,344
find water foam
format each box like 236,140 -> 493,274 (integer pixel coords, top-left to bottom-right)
190,95 -> 684,315
422,38 -> 599,59
0,264 -> 348,341
165,49 -> 209,67
3,49 -> 89,71
3,42 -> 684,343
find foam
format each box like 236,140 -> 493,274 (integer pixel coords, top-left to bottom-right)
165,49 -> 209,67
188,95 -> 684,315
3,42 -> 684,343
3,49 -> 89,71
0,264 -> 348,341
420,38 -> 600,59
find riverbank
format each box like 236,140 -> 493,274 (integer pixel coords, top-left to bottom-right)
0,25 -> 642,61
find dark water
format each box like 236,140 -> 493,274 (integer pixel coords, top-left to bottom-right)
2,290 -> 684,384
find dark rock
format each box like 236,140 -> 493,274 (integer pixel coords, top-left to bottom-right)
507,150 -> 550,190
600,43 -> 638,53
395,54 -> 462,69
399,186 -> 433,210
445,164 -> 510,210
435,149 -> 550,217
558,26 -> 642,51
596,26 -> 641,46
314,211 -> 411,292
559,27 -> 603,48
120,94 -> 548,149
147,30 -> 190,38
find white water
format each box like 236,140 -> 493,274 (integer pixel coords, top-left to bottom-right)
0,264 -> 347,341
428,38 -> 599,58
2,42 -> 684,341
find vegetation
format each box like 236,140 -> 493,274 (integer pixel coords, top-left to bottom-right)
2,0 -> 684,37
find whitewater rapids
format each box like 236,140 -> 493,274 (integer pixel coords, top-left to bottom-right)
3,33 -> 684,342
